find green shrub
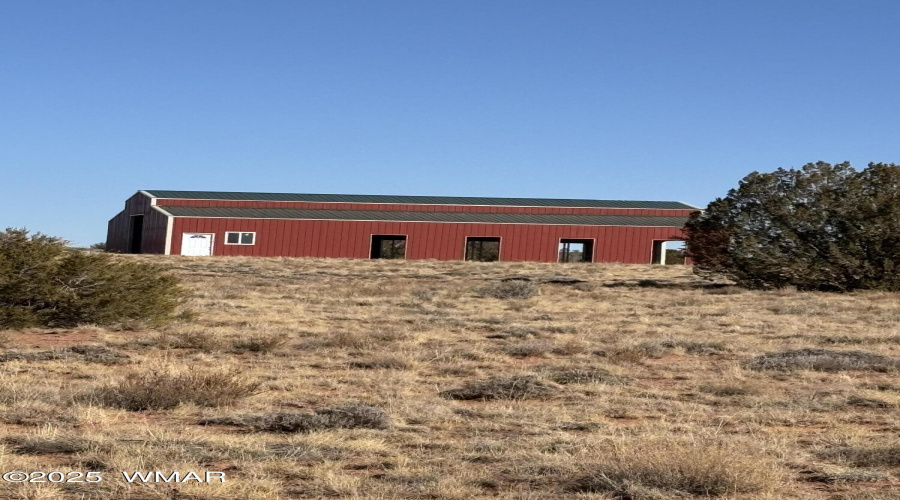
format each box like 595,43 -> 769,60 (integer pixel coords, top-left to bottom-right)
664,248 -> 686,265
686,162 -> 900,291
0,228 -> 185,328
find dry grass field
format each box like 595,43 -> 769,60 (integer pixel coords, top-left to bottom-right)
1,256 -> 899,499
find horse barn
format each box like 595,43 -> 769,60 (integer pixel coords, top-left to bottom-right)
106,190 -> 697,263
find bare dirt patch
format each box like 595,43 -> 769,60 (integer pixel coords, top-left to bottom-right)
6,328 -> 102,348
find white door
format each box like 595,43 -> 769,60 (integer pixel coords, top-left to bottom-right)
181,233 -> 214,256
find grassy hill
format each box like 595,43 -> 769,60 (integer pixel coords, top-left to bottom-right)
1,256 -> 898,499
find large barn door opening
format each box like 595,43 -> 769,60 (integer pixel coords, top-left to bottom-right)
558,239 -> 594,263
651,240 -> 686,265
181,233 -> 214,256
128,215 -> 144,254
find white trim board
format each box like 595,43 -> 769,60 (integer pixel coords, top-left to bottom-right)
150,205 -> 175,255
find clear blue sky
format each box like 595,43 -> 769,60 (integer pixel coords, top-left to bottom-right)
2,1 -> 898,246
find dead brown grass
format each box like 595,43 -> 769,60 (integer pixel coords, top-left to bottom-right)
567,437 -> 784,497
86,366 -> 260,410
440,375 -> 561,400
0,255 -> 898,499
204,403 -> 393,433
746,348 -> 900,372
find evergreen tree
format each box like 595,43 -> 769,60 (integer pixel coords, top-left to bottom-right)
685,162 -> 900,291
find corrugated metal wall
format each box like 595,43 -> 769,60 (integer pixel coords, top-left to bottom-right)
106,193 -> 168,254
170,217 -> 686,263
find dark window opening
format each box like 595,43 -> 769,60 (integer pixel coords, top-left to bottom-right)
652,240 -> 686,265
558,239 -> 593,263
371,235 -> 406,259
465,237 -> 500,262
225,232 -> 256,245
128,215 -> 144,254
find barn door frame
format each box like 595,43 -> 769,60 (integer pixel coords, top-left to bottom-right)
181,233 -> 215,256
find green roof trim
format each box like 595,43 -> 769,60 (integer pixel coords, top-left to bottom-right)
158,206 -> 689,227
144,190 -> 696,210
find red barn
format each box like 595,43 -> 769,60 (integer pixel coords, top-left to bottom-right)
107,190 -> 696,263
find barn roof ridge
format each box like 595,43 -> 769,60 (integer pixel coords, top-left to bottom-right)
155,205 -> 690,227
143,190 -> 697,210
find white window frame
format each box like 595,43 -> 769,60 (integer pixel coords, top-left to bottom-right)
224,231 -> 257,245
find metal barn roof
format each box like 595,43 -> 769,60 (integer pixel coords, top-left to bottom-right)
144,190 -> 696,210
158,206 -> 689,227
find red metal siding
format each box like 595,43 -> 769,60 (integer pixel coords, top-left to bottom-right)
169,217 -> 686,263
155,198 -> 695,217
